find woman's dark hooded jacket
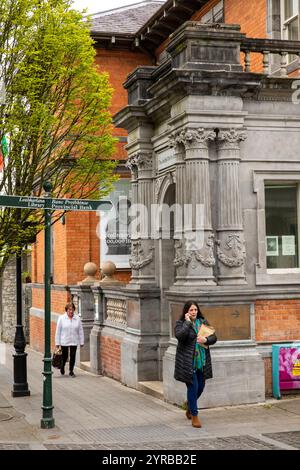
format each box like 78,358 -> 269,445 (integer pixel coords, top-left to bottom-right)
174,318 -> 217,384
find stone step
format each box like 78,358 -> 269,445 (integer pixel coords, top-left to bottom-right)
80,361 -> 91,372
138,381 -> 164,400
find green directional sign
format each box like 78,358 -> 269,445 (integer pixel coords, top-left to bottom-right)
0,187 -> 113,430
0,194 -> 112,211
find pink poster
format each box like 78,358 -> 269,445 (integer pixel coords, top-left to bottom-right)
279,347 -> 300,390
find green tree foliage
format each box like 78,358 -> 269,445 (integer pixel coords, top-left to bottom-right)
0,0 -> 118,273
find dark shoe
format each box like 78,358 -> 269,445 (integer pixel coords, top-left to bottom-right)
60,368 -> 65,375
69,371 -> 75,377
191,415 -> 202,428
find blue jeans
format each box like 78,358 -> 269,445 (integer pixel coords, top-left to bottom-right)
186,370 -> 205,416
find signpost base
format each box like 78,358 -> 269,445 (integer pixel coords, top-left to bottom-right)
41,416 -> 55,429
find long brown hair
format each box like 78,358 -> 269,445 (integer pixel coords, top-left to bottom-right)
179,301 -> 204,321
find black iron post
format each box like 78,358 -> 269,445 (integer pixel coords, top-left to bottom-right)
12,249 -> 30,397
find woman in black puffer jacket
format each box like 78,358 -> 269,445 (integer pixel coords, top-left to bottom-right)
174,300 -> 217,428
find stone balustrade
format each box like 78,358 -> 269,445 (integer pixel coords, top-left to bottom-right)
240,37 -> 300,76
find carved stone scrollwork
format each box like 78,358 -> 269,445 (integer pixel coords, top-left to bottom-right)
194,233 -> 216,267
216,233 -> 246,267
130,240 -> 154,270
173,240 -> 192,267
174,235 -> 216,268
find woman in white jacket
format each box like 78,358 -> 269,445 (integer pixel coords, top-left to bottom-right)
55,302 -> 84,377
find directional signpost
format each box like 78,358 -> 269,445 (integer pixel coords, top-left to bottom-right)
0,182 -> 112,428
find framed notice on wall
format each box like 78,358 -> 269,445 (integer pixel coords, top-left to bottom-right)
100,179 -> 132,269
282,235 -> 296,256
266,236 -> 279,256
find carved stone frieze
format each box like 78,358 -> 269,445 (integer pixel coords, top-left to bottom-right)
216,233 -> 246,267
130,240 -> 154,270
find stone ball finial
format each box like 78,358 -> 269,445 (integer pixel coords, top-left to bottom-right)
77,262 -> 98,285
101,261 -> 116,280
84,262 -> 98,278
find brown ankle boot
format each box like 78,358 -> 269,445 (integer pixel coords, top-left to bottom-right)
184,401 -> 191,420
191,415 -> 201,428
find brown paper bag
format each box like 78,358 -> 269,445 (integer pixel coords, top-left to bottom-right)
198,324 -> 215,349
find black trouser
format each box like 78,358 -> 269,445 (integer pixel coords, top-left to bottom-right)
61,346 -> 77,373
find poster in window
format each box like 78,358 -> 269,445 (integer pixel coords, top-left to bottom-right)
266,236 -> 279,256
282,235 -> 296,256
100,179 -> 132,269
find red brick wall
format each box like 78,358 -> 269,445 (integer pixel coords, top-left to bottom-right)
100,335 -> 121,380
255,300 -> 300,342
32,288 -> 69,313
225,0 -> 267,72
30,315 -> 57,353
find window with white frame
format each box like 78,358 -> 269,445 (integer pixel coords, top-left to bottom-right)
281,0 -> 300,62
281,0 -> 300,40
265,184 -> 299,269
200,0 -> 224,24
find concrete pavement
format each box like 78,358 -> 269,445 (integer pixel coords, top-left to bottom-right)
0,343 -> 300,450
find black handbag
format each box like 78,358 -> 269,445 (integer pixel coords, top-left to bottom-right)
52,346 -> 62,369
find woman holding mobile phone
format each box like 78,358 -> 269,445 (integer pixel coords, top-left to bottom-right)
174,300 -> 217,428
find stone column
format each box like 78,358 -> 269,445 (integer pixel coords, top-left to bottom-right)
126,155 -> 139,283
127,151 -> 155,285
216,128 -> 247,285
174,128 -> 216,285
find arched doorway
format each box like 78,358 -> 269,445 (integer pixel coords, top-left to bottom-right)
157,182 -> 176,380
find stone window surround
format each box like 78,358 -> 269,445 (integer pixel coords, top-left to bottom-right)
254,169 -> 300,285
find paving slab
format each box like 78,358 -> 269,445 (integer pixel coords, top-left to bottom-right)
0,343 -> 299,450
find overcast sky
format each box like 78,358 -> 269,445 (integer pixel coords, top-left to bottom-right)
71,0 -> 162,15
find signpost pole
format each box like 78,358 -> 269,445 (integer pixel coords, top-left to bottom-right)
41,182 -> 55,429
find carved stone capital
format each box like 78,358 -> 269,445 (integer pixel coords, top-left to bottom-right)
178,128 -> 216,149
168,131 -> 182,149
217,129 -> 247,150
126,152 -> 153,173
